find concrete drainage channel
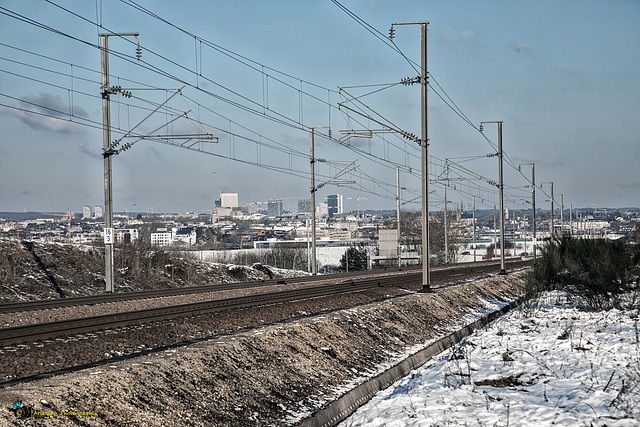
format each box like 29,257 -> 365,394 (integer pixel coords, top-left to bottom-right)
299,297 -> 523,427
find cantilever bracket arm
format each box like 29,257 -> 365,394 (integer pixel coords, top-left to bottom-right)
107,86 -> 184,152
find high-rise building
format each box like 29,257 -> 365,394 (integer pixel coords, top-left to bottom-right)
267,199 -> 283,217
94,205 -> 103,218
220,193 -> 239,208
327,194 -> 343,218
82,206 -> 91,219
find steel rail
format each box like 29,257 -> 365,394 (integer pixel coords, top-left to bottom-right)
0,259 -> 522,314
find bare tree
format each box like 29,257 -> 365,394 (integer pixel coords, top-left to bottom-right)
398,209 -> 461,264
399,210 -> 422,253
429,211 -> 462,264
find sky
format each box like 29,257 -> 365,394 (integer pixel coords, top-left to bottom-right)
1,0 -> 639,215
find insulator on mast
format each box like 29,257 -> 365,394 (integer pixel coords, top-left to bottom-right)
400,76 -> 420,86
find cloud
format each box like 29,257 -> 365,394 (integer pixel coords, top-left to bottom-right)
79,144 -> 103,159
5,93 -> 88,134
441,27 -> 478,46
612,182 -> 640,189
542,160 -> 565,168
513,42 -> 534,54
513,155 -> 564,169
555,62 -> 572,72
146,146 -> 165,160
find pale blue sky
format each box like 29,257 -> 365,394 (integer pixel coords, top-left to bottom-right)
1,0 -> 639,214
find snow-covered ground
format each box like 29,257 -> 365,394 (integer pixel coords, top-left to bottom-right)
195,246 -> 351,270
340,291 -> 640,426
194,240 -> 541,270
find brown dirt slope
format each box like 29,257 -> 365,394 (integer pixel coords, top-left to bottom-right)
0,238 -> 301,302
0,272 -> 526,426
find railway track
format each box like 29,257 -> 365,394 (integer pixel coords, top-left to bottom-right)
0,277 -> 402,345
0,263 -> 409,314
0,258 -> 524,314
0,259 -> 530,346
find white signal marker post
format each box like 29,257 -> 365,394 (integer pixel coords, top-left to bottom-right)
104,227 -> 114,245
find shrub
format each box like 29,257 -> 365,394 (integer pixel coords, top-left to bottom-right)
529,235 -> 638,310
214,245 -> 307,271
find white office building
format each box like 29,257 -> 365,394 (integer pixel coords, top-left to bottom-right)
220,193 -> 239,208
150,227 -> 196,246
115,228 -> 139,243
151,228 -> 173,246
